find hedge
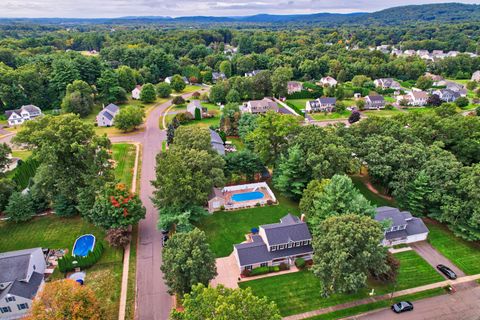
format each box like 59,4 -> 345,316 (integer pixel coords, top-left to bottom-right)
286,90 -> 315,100
58,242 -> 104,273
13,158 -> 39,189
248,265 -> 281,277
286,102 -> 305,116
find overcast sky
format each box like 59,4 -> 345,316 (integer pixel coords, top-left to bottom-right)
2,0 -> 479,18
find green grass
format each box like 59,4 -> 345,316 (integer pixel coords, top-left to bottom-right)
184,102 -> 222,128
112,143 -> 137,188
385,96 -> 396,103
227,137 -> 245,151
362,109 -> 401,117
287,99 -> 309,111
125,225 -> 138,320
195,193 -> 299,258
310,110 -> 351,121
11,150 -> 32,160
426,220 -> 480,275
405,107 -> 435,114
239,250 -> 442,316
306,288 -> 445,320
350,176 -> 396,207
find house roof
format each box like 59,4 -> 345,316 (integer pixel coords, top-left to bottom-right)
99,104 -> 119,121
5,105 -> 41,118
261,214 -> 312,245
7,272 -> 44,300
367,95 -> 385,102
375,207 -> 429,238
248,98 -> 278,111
210,129 -> 225,156
319,97 -> 337,105
0,252 -> 31,284
411,91 -> 429,100
235,239 -> 313,266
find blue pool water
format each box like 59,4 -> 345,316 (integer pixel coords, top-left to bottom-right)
231,191 -> 264,202
73,234 -> 96,257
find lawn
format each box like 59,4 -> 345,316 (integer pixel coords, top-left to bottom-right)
306,288 -> 445,320
362,109 -> 401,117
287,99 -> 309,111
11,149 -> 32,160
239,250 -> 442,316
227,137 -> 245,151
350,175 -> 396,207
404,107 -> 435,114
165,102 -> 222,128
195,192 -> 299,258
112,143 -> 137,188
310,110 -> 351,121
425,220 -> 480,275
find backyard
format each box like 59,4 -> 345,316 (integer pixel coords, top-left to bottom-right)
238,250 -> 443,316
426,220 -> 480,275
350,175 -> 396,207
195,192 -> 299,258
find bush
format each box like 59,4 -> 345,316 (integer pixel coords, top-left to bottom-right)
279,262 -> 289,271
58,242 -> 104,273
286,90 -> 315,100
370,252 -> 400,283
348,110 -> 361,124
295,258 -> 306,269
5,191 -> 34,222
174,112 -> 193,124
385,104 -> 394,110
105,227 -> 131,248
172,96 -> 185,105
455,96 -> 469,109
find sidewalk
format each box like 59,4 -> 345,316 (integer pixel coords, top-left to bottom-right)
273,98 -> 301,116
283,274 -> 480,320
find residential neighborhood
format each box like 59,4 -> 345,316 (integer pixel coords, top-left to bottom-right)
1,3 -> 480,320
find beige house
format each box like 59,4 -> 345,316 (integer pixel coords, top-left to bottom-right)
243,98 -> 279,114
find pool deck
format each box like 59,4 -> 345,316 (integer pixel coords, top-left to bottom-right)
224,187 -> 273,208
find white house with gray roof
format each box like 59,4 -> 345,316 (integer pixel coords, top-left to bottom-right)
305,97 -> 336,113
375,207 -> 429,246
364,95 -> 385,109
96,103 -> 120,127
5,105 -> 42,127
234,214 -> 313,272
0,248 -> 46,319
374,78 -> 401,90
243,98 -> 279,114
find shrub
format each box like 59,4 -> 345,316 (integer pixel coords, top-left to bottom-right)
172,96 -> 185,105
58,242 -> 104,273
455,96 -> 469,109
370,252 -> 400,283
279,262 -> 289,271
105,227 -> 131,248
241,268 -> 251,277
295,258 -> 306,269
286,90 -> 315,100
174,112 -> 193,124
348,110 -> 361,124
156,82 -> 172,98
266,199 -> 273,205
5,191 -> 34,222
385,104 -> 394,110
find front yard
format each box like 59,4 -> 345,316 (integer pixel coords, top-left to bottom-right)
112,143 -> 137,188
238,250 -> 443,316
195,192 -> 299,258
426,220 -> 480,275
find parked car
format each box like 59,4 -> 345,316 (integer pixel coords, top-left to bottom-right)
391,301 -> 414,313
162,235 -> 169,247
437,264 -> 457,279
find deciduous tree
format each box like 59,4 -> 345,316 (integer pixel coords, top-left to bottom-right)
115,105 -> 145,132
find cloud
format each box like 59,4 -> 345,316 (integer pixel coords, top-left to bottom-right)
0,0 -> 479,18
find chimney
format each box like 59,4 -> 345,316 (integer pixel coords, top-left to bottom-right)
300,214 -> 306,222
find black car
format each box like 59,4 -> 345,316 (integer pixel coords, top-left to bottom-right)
437,264 -> 457,279
162,235 -> 169,247
391,301 -> 414,313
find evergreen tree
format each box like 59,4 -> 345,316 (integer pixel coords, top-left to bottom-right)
273,145 -> 309,199
5,191 -> 34,222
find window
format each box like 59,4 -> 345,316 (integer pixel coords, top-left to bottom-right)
17,303 -> 28,311
288,242 -> 293,248
0,306 -> 12,313
279,244 -> 284,250
33,265 -> 36,270
245,265 -> 252,271
303,240 -> 308,245
271,246 -> 276,251
260,263 -> 268,267
5,296 -> 15,302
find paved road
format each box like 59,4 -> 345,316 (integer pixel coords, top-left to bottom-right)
411,241 -> 466,278
349,285 -> 480,320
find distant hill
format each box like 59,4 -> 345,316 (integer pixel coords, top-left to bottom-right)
1,3 -> 479,26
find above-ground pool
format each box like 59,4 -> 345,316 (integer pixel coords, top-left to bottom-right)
73,234 -> 96,257
231,191 -> 264,202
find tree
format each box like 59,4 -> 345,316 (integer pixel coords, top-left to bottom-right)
209,82 -> 227,104
140,83 -> 156,103
355,99 -> 366,110
272,67 -> 293,97
238,113 -> 258,141
172,126 -> 212,151
26,280 -> 104,320
403,170 -> 432,215
466,81 -> 478,91
351,75 -> 371,87
97,69 -> 126,103
370,252 -> 400,283
226,89 -> 241,103
273,145 -> 309,199
312,214 -> 388,296
435,103 -> 457,117
157,205 -> 206,233
171,75 -> 187,93
5,191 -> 34,222
105,227 -> 131,248
156,82 -> 172,98
86,184 -> 145,230
348,110 -> 361,123
427,94 -> 442,107
171,284 -> 282,320
115,105 -> 145,132
246,111 -> 300,165
416,75 -> 433,90
50,58 -> 80,103
14,114 -> 114,216
252,70 -> 272,98
172,96 -> 185,105
116,65 -> 137,91
161,229 -> 217,297
0,178 -> 15,211
61,80 -> 94,117
300,175 -> 375,231
455,96 -> 469,108
219,60 -> 232,78
225,150 -> 264,182
0,142 -> 11,174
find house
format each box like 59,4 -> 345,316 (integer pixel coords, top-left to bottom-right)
0,248 -> 46,319
403,90 -> 429,106
445,81 -> 467,96
210,129 -> 225,156
243,98 -> 279,114
96,103 -> 120,127
187,100 -> 205,119
131,85 -> 142,100
374,78 -> 401,90
447,51 -> 459,57
425,73 -> 444,83
471,71 -> 480,82
234,214 -> 313,272
416,50 -> 429,57
364,95 -> 385,109
403,50 -> 416,56
391,49 -> 403,56
212,72 -> 227,83
305,97 -> 336,113
318,76 -> 337,87
433,89 -> 460,102
165,76 -> 189,84
374,207 -> 429,246
5,105 -> 42,127
244,70 -> 262,77
287,81 -> 303,95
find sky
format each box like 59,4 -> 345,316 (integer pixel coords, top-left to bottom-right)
2,0 -> 479,18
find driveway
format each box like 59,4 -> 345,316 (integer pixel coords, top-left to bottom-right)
350,285 -> 480,320
410,241 -> 466,278
211,253 -> 240,289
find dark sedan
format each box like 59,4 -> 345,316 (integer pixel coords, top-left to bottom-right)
391,301 -> 414,313
437,264 -> 457,280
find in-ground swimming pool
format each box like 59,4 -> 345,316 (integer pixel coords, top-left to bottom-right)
231,191 -> 264,202
73,234 -> 96,257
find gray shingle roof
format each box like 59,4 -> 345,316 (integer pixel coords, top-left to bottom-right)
319,97 -> 337,105
368,95 -> 385,102
105,103 -> 119,113
235,241 -> 313,266
8,272 -> 44,299
210,129 -> 225,156
0,253 -> 30,284
262,214 -> 311,246
375,207 -> 429,238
